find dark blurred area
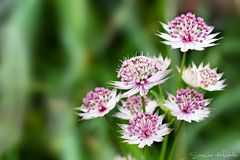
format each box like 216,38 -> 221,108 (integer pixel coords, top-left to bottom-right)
0,0 -> 240,160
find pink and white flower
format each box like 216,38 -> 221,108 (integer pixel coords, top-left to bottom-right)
111,55 -> 171,97
76,87 -> 119,120
164,88 -> 211,123
182,62 -> 226,91
120,113 -> 171,148
114,95 -> 158,120
158,12 -> 220,52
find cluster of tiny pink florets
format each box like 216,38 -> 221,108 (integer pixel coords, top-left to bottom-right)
168,12 -> 211,43
118,56 -> 163,85
123,96 -> 149,113
82,87 -> 112,112
199,67 -> 218,87
175,88 -> 205,114
127,113 -> 161,140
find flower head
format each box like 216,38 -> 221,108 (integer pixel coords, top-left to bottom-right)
114,95 -> 158,120
77,87 -> 119,119
120,113 -> 171,148
112,55 -> 171,97
164,88 -> 211,123
182,62 -> 226,91
158,12 -> 220,52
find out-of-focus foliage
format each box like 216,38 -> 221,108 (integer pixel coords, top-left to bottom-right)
0,0 -> 239,160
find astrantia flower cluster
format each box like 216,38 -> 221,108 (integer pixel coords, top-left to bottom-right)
114,95 -> 158,120
76,12 -> 225,158
76,87 -> 119,119
164,88 -> 211,123
158,12 -> 220,52
182,62 -> 226,91
120,113 -> 171,148
112,55 -> 170,97
76,55 -> 171,148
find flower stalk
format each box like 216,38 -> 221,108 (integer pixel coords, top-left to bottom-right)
142,96 -> 146,112
177,52 -> 187,89
159,135 -> 168,160
168,121 -> 184,160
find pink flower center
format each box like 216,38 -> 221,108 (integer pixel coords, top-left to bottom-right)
199,67 -> 218,87
82,87 -> 112,112
168,12 -> 211,43
127,113 -> 161,140
123,96 -> 149,113
175,88 -> 205,114
99,105 -> 107,112
118,56 -> 164,86
181,33 -> 193,43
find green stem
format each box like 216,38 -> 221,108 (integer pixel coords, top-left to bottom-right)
159,118 -> 176,160
159,135 -> 168,160
144,146 -> 150,160
177,52 -> 187,89
158,85 -> 164,104
168,121 -> 184,160
169,118 -> 176,126
142,96 -> 146,112
197,88 -> 206,95
158,85 -> 169,114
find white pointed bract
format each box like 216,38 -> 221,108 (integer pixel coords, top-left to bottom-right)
114,154 -> 135,160
158,12 -> 220,52
164,88 -> 211,123
76,87 -> 119,120
120,113 -> 171,148
114,95 -> 158,120
111,55 -> 171,97
182,62 -> 226,91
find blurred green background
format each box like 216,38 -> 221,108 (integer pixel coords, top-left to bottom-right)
0,0 -> 240,159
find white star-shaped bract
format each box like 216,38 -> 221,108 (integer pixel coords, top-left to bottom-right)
158,12 -> 220,52
114,95 -> 158,120
164,88 -> 211,123
182,62 -> 226,91
119,113 -> 171,148
111,55 -> 171,97
77,87 -> 119,120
